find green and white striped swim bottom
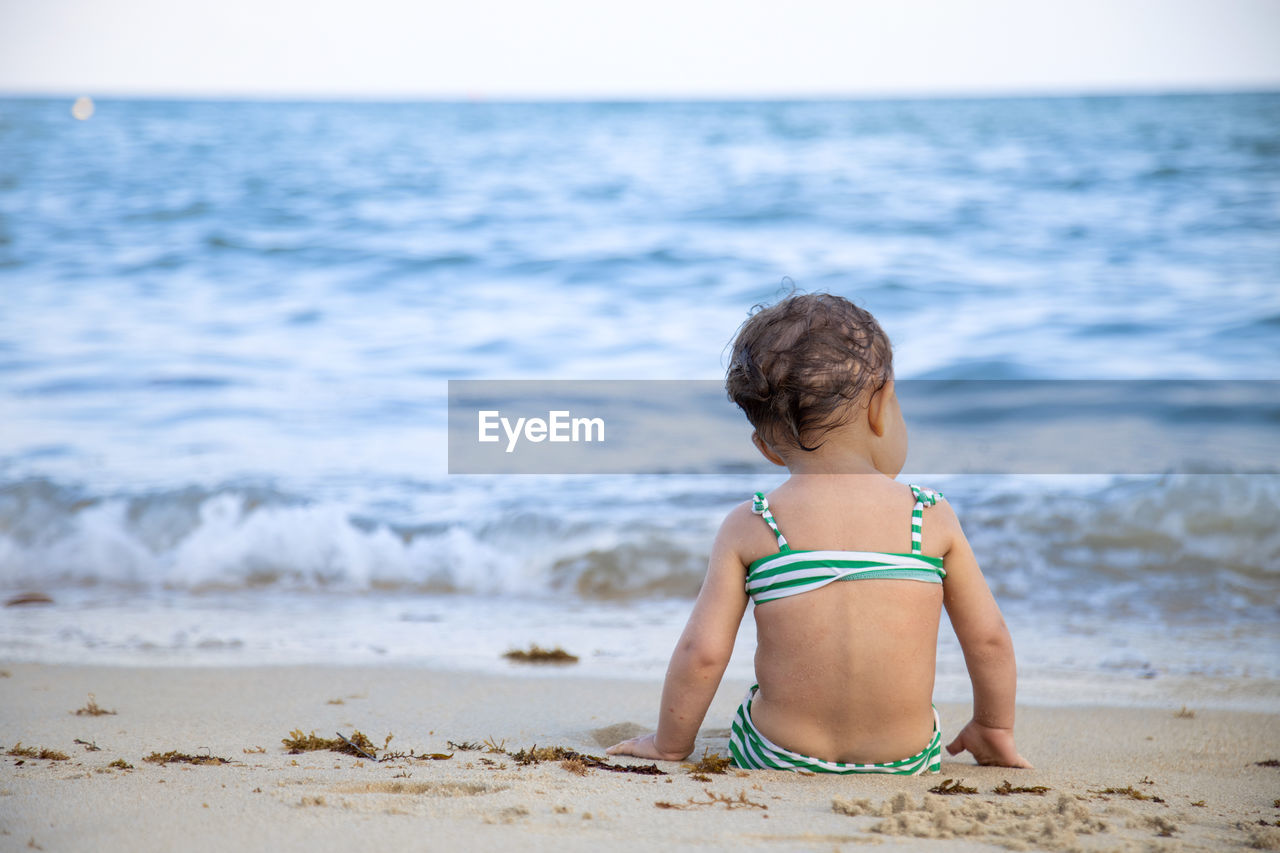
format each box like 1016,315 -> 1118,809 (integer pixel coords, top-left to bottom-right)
729,685 -> 943,774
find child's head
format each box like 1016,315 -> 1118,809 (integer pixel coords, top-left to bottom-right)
726,293 -> 893,454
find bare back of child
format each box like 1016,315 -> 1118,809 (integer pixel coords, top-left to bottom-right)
608,293 -> 1030,773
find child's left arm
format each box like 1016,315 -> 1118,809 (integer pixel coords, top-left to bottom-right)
607,509 -> 751,761
935,499 -> 1031,769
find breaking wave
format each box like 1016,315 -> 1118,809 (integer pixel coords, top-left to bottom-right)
1,475 -> 1276,621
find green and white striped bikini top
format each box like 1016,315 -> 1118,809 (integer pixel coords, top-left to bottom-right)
746,486 -> 946,605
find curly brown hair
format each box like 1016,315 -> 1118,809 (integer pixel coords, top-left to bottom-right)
725,293 -> 893,452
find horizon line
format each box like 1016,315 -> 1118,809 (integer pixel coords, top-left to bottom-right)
2,82 -> 1279,105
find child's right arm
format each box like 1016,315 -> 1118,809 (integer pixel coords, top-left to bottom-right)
606,506 -> 752,761
935,500 -> 1032,769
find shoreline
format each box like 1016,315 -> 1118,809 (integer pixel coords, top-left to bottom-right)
2,663 -> 1278,851
4,588 -> 1275,716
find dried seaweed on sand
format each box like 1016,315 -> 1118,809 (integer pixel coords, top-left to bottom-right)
929,779 -> 978,795
282,729 -> 380,759
143,750 -> 231,766
7,744 -> 69,761
993,780 -> 1051,795
73,694 -> 116,716
682,749 -> 732,775
502,645 -> 579,664
509,744 -> 665,775
1090,786 -> 1165,803
656,789 -> 766,810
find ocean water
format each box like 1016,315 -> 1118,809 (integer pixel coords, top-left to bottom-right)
1,94 -> 1278,706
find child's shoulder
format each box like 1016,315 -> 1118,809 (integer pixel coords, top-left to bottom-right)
909,486 -> 962,558
718,496 -> 767,539
871,481 -> 961,558
715,496 -> 783,566
916,486 -> 958,522
909,483 -> 955,509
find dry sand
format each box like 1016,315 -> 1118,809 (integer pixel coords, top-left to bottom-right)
1,663 -> 1277,852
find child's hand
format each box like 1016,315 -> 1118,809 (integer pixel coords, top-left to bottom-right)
946,719 -> 1032,768
605,733 -> 688,762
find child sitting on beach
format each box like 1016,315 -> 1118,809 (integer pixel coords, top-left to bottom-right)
608,293 -> 1029,773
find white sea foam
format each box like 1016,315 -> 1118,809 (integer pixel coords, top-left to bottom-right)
1,475 -> 1275,619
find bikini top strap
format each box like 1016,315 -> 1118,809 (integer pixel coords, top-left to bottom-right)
751,492 -> 791,552
909,485 -> 942,555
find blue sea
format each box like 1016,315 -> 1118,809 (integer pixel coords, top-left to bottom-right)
1,94 -> 1277,707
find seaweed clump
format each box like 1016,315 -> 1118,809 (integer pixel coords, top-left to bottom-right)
508,744 -> 665,776
1090,786 -> 1165,803
511,745 -> 582,765
5,592 -> 53,607
683,749 -> 732,776
993,780 -> 1051,795
143,751 -> 231,766
382,746 -> 454,762
282,730 -> 380,759
108,759 -> 133,769
561,757 -> 590,776
503,645 -> 579,664
929,779 -> 978,795
605,761 -> 665,776
447,740 -> 482,751
7,743 -> 69,761
281,730 -> 452,762
73,694 -> 116,716
656,789 -> 767,811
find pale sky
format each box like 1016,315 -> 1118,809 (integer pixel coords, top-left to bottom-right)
2,0 -> 1278,99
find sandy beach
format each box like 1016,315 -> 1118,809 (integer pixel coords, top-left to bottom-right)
1,662 -> 1277,852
